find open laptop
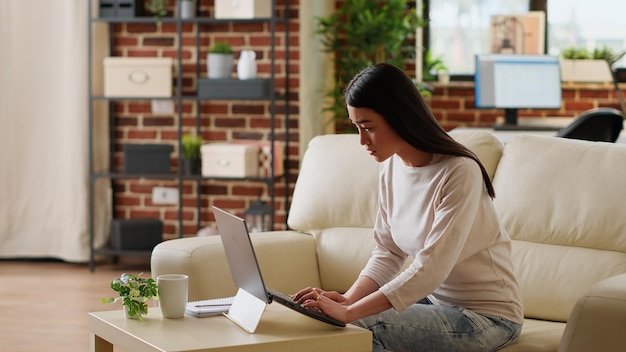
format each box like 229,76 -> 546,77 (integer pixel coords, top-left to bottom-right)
212,206 -> 346,328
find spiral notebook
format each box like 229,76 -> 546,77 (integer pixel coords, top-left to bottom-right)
185,296 -> 234,318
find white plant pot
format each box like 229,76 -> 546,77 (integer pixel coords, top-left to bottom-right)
207,53 -> 234,79
560,59 -> 613,83
179,0 -> 196,19
123,297 -> 146,319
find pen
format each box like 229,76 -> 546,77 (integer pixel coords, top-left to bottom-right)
195,304 -> 232,308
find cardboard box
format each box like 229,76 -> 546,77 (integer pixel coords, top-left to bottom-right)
201,143 -> 260,178
198,78 -> 272,100
214,0 -> 272,19
231,140 -> 284,177
110,218 -> 163,251
104,57 -> 173,97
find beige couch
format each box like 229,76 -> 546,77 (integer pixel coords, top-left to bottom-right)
151,131 -> 626,352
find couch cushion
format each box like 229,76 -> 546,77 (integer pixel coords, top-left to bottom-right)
288,134 -> 380,231
449,129 -> 505,180
499,319 -> 565,352
493,135 -> 626,321
312,227 -> 375,293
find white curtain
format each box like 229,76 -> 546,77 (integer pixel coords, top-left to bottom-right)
0,0 -> 110,262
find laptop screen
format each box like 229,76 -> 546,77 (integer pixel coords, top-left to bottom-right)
212,206 -> 270,304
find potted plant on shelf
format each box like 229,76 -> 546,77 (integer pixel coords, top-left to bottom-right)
207,41 -> 234,79
560,45 -> 614,83
146,0 -> 168,22
181,133 -> 202,175
101,273 -> 158,320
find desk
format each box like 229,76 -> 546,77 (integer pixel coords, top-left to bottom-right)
493,117 -> 573,132
454,126 -> 626,144
89,304 -> 372,352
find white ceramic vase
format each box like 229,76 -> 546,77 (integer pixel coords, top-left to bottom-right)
207,53 -> 234,79
237,50 -> 257,80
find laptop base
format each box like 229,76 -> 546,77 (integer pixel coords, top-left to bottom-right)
224,288 -> 267,333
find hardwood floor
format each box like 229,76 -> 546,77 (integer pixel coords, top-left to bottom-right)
0,257 -> 152,352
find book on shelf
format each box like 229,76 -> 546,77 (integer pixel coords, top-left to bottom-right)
185,296 -> 234,318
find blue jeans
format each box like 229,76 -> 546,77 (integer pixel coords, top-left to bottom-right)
352,298 -> 521,352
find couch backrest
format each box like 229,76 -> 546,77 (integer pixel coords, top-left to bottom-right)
287,131 -> 506,292
493,135 -> 626,322
288,134 -> 381,231
288,131 -> 505,232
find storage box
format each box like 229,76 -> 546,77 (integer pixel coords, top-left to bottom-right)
201,143 -> 260,178
231,140 -> 284,177
104,57 -> 173,97
110,218 -> 163,251
198,78 -> 272,100
214,0 -> 272,19
123,144 -> 173,174
99,0 -> 142,18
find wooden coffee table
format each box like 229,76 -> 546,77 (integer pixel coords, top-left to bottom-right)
89,304 -> 372,352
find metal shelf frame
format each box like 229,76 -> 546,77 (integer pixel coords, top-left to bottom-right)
87,0 -> 290,271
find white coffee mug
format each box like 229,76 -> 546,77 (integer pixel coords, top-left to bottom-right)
157,274 -> 188,318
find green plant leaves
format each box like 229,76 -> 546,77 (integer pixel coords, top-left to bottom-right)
315,0 -> 424,130
101,273 -> 158,320
182,134 -> 202,159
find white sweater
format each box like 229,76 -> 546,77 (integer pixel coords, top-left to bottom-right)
360,154 -> 524,324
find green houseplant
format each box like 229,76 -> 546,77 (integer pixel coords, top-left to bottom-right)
101,273 -> 158,320
423,50 -> 448,82
146,0 -> 168,23
207,41 -> 234,79
181,133 -> 202,175
316,0 -> 424,131
560,45 -> 615,83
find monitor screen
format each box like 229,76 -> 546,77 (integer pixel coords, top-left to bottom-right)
474,54 -> 562,127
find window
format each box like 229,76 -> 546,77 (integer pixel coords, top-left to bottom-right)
427,0 -> 626,76
547,0 -> 626,68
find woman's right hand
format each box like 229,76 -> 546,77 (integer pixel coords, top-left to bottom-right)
292,287 -> 349,306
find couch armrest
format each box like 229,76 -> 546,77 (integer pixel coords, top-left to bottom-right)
150,231 -> 321,301
558,273 -> 626,352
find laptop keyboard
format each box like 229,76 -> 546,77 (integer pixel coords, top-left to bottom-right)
267,287 -> 298,304
266,287 -> 346,327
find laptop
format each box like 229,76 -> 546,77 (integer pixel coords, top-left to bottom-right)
212,206 -> 346,328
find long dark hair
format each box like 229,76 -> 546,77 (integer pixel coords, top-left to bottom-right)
344,63 -> 495,198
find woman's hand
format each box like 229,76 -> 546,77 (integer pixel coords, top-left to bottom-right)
292,287 -> 351,323
292,287 -> 349,305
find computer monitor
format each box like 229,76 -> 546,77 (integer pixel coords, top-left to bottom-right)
474,54 -> 562,130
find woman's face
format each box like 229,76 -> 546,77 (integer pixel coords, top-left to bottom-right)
347,105 -> 406,163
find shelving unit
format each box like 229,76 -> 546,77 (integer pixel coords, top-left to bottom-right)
87,1 -> 290,271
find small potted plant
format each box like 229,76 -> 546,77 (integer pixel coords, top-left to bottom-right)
146,0 -> 168,22
181,133 -> 202,175
207,41 -> 234,79
560,45 -> 614,83
101,273 -> 158,320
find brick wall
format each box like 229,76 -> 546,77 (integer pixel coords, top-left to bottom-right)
427,81 -> 623,130
109,0 -> 623,239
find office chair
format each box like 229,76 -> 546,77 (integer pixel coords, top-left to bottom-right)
556,107 -> 623,142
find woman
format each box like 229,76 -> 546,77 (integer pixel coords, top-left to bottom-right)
293,63 -> 523,351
